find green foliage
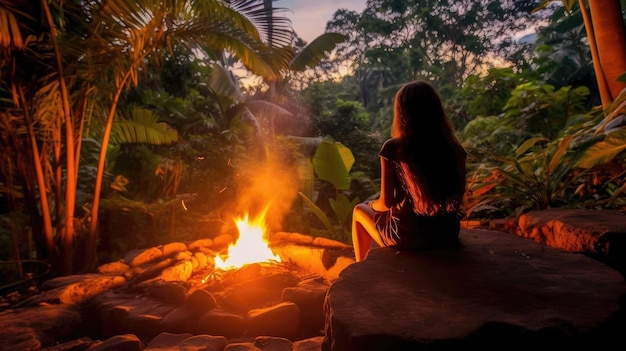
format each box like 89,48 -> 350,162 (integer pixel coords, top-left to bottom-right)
298,138 -> 363,243
533,0 -> 577,13
503,83 -> 590,139
312,138 -> 355,191
461,116 -> 527,157
326,0 -> 544,89
461,82 -> 592,158
578,129 -> 626,169
449,67 -> 530,130
312,98 -> 381,179
111,107 -> 179,145
465,134 -> 592,219
290,32 -> 347,72
531,5 -> 599,107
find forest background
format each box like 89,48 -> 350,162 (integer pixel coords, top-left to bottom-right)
1,0 -> 626,279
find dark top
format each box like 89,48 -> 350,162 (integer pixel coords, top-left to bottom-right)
374,139 -> 460,250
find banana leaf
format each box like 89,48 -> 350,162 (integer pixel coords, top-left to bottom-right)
312,139 -> 355,191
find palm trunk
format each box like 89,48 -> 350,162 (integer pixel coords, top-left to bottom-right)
587,0 -> 626,102
18,86 -> 55,263
87,73 -> 131,268
26,112 -> 55,260
579,0 -> 612,109
43,0 -> 78,274
581,0 -> 626,110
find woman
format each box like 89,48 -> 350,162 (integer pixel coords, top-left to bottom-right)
351,80 -> 467,262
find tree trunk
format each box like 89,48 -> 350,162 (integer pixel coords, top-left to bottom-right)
43,0 -> 77,274
587,0 -> 626,106
579,0 -> 612,108
18,87 -> 55,264
87,77 -> 129,270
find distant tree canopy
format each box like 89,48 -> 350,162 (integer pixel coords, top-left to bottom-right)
325,0 -> 548,95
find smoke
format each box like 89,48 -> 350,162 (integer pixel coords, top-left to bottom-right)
230,153 -> 301,234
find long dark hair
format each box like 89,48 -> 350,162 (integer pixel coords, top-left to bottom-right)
391,80 -> 466,215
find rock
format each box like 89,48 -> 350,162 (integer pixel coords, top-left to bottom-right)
144,333 -> 227,351
127,247 -> 164,267
161,261 -> 193,282
186,288 -> 218,311
125,258 -> 175,283
225,342 -> 262,351
97,261 -> 130,275
218,272 -> 300,312
174,251 -> 193,261
86,334 -> 143,351
232,263 -> 262,281
273,244 -> 333,276
325,256 -> 354,281
323,229 -> 626,350
160,304 -> 203,333
87,291 -> 174,339
197,308 -> 246,337
143,332 -> 191,349
270,232 -> 315,246
20,274 -> 126,306
145,281 -> 188,305
213,234 -> 236,249
188,238 -> 214,251
311,237 -> 352,250
194,252 -> 209,269
517,208 -> 626,273
161,242 -> 188,257
246,302 -> 300,338
0,304 -> 82,350
292,336 -> 324,351
38,336 -> 95,351
159,288 -> 218,334
282,278 -> 329,335
253,336 -> 293,351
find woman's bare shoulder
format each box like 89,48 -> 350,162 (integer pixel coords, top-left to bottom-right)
379,138 -> 401,159
381,138 -> 400,149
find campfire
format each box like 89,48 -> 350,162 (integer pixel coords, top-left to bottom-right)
57,202 -> 357,344
214,210 -> 281,270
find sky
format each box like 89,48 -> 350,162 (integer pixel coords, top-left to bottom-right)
283,0 -> 366,43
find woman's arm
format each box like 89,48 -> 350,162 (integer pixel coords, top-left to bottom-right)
370,156 -> 395,212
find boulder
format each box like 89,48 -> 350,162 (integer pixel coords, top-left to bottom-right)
0,304 -> 82,350
323,229 -> 626,351
516,208 -> 626,274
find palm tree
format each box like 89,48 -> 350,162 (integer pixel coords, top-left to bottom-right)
535,0 -> 626,109
0,0 -> 294,274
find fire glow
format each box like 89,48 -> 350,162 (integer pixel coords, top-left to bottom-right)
213,211 -> 281,270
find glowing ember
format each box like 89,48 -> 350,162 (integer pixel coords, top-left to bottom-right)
213,211 -> 281,270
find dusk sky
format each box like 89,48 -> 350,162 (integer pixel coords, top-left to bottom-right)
285,0 -> 366,42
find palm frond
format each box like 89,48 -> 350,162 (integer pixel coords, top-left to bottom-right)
290,32 -> 346,72
111,107 -> 179,145
228,0 -> 293,47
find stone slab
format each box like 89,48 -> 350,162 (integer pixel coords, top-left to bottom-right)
323,229 -> 626,351
517,208 -> 626,274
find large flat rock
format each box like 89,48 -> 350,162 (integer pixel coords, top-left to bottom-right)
516,208 -> 626,274
323,229 -> 626,351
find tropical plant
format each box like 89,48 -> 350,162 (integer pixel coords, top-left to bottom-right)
460,82 -> 592,157
298,137 -> 366,243
0,0 -> 294,274
449,67 -> 531,130
534,0 -> 626,109
465,135 -> 595,219
531,5 -> 598,106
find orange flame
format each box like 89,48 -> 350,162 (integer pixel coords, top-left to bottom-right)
213,210 -> 281,270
